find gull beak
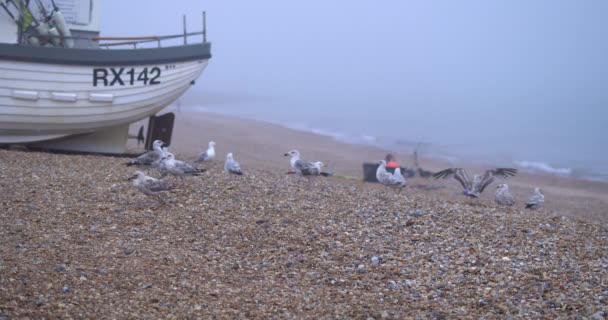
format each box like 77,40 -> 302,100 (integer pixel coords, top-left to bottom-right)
161,143 -> 168,148
127,175 -> 137,181
284,153 -> 290,157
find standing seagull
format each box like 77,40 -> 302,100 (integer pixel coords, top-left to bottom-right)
159,153 -> 205,179
126,140 -> 165,166
495,183 -> 515,206
284,149 -> 303,174
433,168 -> 517,198
196,141 -> 216,163
376,160 -> 406,190
224,153 -> 243,175
525,187 -> 544,210
128,170 -> 173,204
284,150 -> 325,185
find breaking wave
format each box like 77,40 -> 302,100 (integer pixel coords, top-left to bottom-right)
513,160 -> 573,176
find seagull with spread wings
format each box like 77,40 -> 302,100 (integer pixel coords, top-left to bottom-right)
432,167 -> 517,198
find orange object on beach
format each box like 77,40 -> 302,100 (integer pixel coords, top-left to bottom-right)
386,161 -> 400,169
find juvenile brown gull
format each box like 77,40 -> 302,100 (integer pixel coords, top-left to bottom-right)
128,170 -> 173,204
159,153 -> 204,178
525,187 -> 544,210
495,183 -> 515,206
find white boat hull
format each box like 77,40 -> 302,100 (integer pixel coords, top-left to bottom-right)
0,58 -> 208,144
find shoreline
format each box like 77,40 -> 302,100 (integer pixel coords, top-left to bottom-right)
130,109 -> 608,223
180,105 -> 608,184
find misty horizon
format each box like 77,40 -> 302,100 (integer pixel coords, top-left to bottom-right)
101,0 -> 608,178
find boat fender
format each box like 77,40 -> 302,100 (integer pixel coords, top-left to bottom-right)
35,22 -> 50,37
28,36 -> 40,46
51,10 -> 73,48
48,27 -> 61,46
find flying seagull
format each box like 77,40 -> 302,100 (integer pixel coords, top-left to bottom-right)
376,160 -> 406,190
128,170 -> 173,204
525,187 -> 544,210
126,140 -> 165,166
196,141 -> 216,163
495,183 -> 515,206
432,167 -> 517,198
224,152 -> 243,175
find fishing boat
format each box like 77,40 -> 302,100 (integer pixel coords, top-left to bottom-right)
0,0 -> 211,153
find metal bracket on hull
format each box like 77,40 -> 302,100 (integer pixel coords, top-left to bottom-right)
145,113 -> 175,150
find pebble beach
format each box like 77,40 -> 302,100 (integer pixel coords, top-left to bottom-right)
1,111 -> 607,319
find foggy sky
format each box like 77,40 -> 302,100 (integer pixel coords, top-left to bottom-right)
100,0 -> 608,169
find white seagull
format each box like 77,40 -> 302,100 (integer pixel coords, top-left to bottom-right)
196,141 -> 216,163
126,140 -> 165,166
433,167 -> 518,198
376,160 -> 406,190
495,183 -> 515,206
525,187 -> 544,210
128,170 -> 173,204
224,152 -> 243,175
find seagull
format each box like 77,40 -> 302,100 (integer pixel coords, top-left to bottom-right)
525,187 -> 544,210
151,146 -> 169,168
284,150 -> 323,175
284,149 -> 303,173
495,183 -> 515,206
159,153 -> 205,179
284,150 -> 326,185
432,167 -> 517,198
376,160 -> 406,190
128,170 -> 173,204
196,141 -> 216,163
224,152 -> 243,175
126,140 -> 165,166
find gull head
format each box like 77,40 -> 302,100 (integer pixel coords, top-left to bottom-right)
153,140 -> 165,149
209,141 -> 216,148
313,161 -> 325,168
284,150 -> 300,158
534,187 -> 542,194
378,160 -> 387,167
496,183 -> 509,190
128,170 -> 145,181
227,152 -> 234,160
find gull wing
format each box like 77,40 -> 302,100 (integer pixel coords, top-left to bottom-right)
478,168 -> 518,193
196,152 -> 206,162
143,176 -> 173,192
432,168 -> 472,190
295,160 -> 320,176
225,159 -> 242,174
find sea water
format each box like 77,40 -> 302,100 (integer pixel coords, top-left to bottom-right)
181,91 -> 608,182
